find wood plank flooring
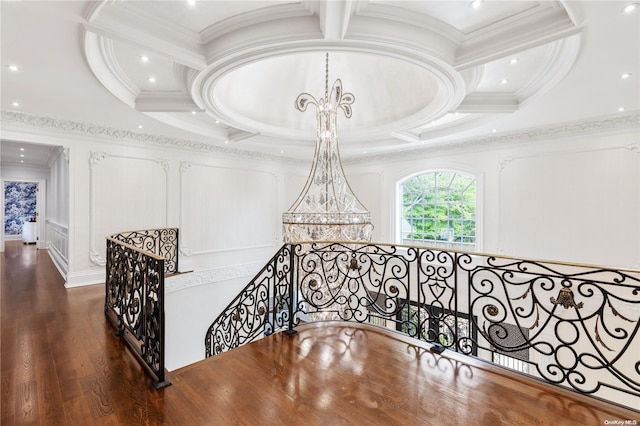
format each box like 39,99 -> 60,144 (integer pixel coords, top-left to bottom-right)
1,240 -> 638,425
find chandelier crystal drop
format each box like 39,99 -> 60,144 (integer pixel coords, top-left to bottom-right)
282,54 -> 373,243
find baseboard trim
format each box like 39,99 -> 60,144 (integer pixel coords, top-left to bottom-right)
47,244 -> 68,281
65,270 -> 104,288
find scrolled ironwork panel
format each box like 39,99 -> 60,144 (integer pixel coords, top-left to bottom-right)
111,228 -> 178,274
464,256 -> 640,402
295,243 -> 412,324
205,245 -> 292,357
105,236 -> 168,387
412,249 -> 458,348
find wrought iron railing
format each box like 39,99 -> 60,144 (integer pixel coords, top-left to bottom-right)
110,228 -> 179,274
105,228 -> 178,389
205,242 -> 640,411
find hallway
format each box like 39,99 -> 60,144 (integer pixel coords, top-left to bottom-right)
1,241 -> 638,425
1,241 -> 166,424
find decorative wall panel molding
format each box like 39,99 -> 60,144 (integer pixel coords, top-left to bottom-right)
179,161 -> 279,255
496,146 -> 640,268
88,151 -> 169,265
164,262 -> 263,293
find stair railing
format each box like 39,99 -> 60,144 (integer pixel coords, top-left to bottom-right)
105,228 -> 178,389
205,241 -> 640,411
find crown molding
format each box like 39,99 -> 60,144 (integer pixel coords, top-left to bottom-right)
345,111 -> 640,165
3,109 -> 637,167
0,110 -> 308,165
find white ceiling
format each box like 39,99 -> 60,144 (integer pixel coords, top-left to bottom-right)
1,0 -> 639,165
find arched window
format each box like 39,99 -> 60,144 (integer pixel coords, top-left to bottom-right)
399,170 -> 477,250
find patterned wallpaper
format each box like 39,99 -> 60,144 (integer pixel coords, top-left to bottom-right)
4,182 -> 37,235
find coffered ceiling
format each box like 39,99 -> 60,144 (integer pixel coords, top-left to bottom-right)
1,1 -> 639,162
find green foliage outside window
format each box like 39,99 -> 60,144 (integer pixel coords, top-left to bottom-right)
402,171 -> 476,243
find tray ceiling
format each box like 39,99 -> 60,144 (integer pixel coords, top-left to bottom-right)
1,1 -> 638,161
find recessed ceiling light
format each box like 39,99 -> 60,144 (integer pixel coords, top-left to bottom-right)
509,58 -> 519,65
20,154 -> 25,157
7,64 -> 20,72
623,3 -> 638,13
20,148 -> 25,151
618,107 -> 626,112
147,76 -> 156,83
620,73 -> 632,79
500,79 -> 509,84
187,0 -> 196,6
215,120 -> 220,124
191,110 -> 196,115
224,140 -> 228,144
20,160 -> 24,163
137,125 -> 143,129
11,101 -> 19,107
492,129 -> 497,133
280,150 -> 284,154
140,55 -> 149,63
363,150 -> 368,154
470,0 -> 483,8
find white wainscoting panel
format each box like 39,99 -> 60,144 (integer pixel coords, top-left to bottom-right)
89,152 -> 168,264
180,162 -> 279,255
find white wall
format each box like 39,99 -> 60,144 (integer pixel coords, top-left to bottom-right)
342,129 -> 640,270
60,138 -> 301,286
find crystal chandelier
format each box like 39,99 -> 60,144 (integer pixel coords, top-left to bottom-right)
282,54 -> 373,243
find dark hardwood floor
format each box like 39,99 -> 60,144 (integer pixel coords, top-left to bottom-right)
1,240 -> 638,425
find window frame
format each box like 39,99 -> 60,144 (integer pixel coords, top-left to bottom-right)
394,168 -> 483,252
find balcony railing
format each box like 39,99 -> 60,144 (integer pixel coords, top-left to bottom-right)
205,242 -> 640,411
105,228 -> 178,389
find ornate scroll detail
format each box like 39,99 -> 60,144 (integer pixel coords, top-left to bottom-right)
625,143 -> 639,154
111,228 -> 179,274
205,245 -> 293,357
462,255 -> 640,402
105,236 -> 171,388
204,241 -> 640,410
89,151 -> 108,165
498,156 -> 514,171
89,249 -> 106,266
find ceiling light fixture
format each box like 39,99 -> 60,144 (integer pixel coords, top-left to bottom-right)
20,160 -> 24,163
500,79 -> 509,84
137,125 -> 143,129
191,110 -> 196,115
470,0 -> 483,8
11,101 -> 19,107
20,148 -> 25,151
20,154 -> 25,158
283,53 -> 373,243
620,73 -> 632,79
140,55 -> 149,63
622,3 -> 638,13
187,0 -> 196,6
510,58 -> 519,64
147,76 -> 156,83
7,64 -> 20,72
618,107 -> 626,112
224,140 -> 228,144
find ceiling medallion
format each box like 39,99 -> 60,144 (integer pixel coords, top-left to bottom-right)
282,54 -> 373,243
